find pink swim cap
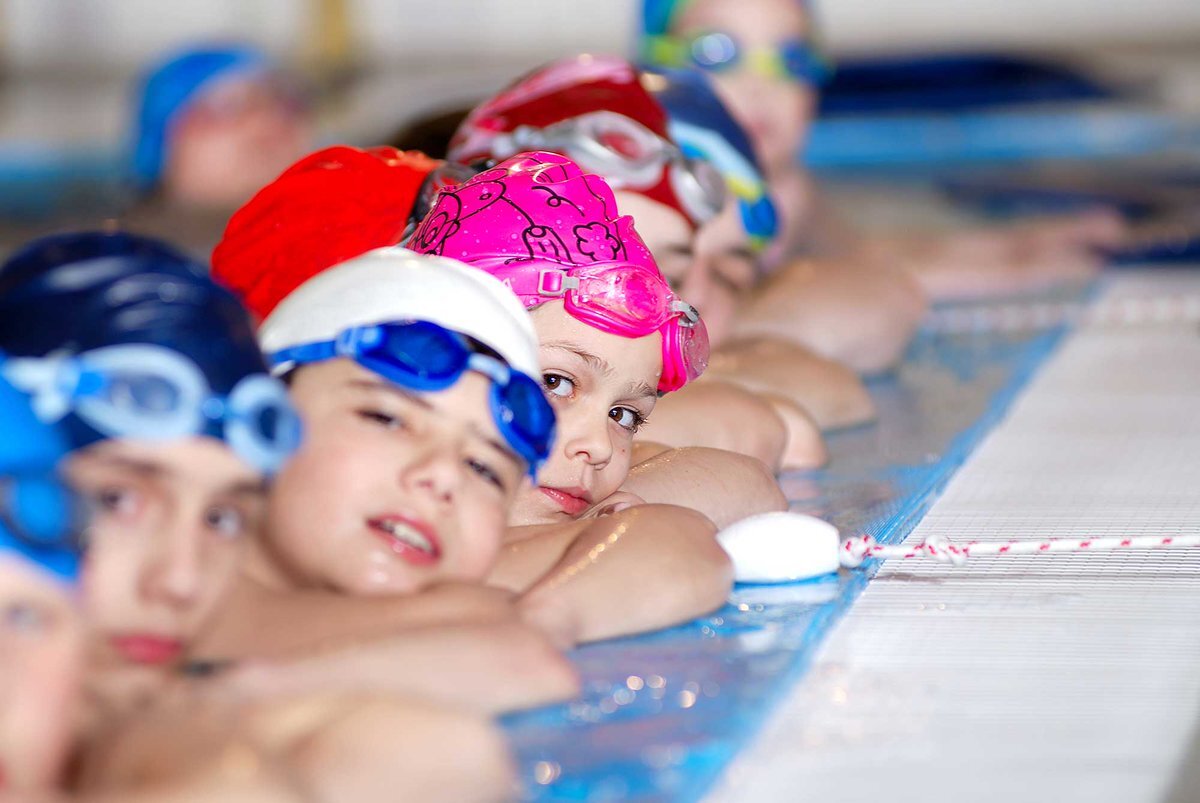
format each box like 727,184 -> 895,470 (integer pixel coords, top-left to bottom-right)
411,150 -> 658,273
409,151 -> 708,391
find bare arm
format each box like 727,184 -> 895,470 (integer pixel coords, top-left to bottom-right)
513,504 -> 732,646
220,620 -> 580,715
195,579 -> 522,662
291,698 -> 516,803
75,694 -> 518,803
637,380 -> 788,470
732,256 -> 927,376
705,336 -> 875,431
622,447 -> 787,529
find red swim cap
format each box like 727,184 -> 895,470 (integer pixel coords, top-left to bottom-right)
211,145 -> 440,321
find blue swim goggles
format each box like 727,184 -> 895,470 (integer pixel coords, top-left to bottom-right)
269,320 -> 555,476
645,32 -> 834,87
0,470 -> 86,583
1,345 -> 301,476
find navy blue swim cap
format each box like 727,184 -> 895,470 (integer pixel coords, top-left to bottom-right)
642,66 -> 779,250
0,231 -> 275,455
0,372 -> 81,583
131,44 -> 270,190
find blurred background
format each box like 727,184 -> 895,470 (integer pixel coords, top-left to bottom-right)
4,0 -> 1200,144
1,0 -> 1198,248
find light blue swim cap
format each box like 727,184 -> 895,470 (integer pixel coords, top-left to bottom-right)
0,371 -> 81,583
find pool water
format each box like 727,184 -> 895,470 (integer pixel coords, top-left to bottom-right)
503,307 -> 1071,802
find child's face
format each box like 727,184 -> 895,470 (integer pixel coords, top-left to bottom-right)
0,559 -> 85,792
509,301 -> 662,524
266,359 -> 525,595
619,190 -> 753,346
674,0 -> 817,172
165,75 -> 312,207
66,438 -> 264,691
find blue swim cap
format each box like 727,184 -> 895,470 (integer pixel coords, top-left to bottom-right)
641,67 -> 779,250
0,231 -> 299,474
0,373 -> 81,583
131,44 -> 270,190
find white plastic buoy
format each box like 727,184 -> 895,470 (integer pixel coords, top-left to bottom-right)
717,511 -> 841,583
719,512 -> 1200,586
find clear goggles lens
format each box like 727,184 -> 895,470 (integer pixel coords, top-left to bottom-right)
2,345 -> 300,476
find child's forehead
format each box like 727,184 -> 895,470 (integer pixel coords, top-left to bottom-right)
675,0 -> 809,36
69,436 -> 263,491
535,315 -> 664,390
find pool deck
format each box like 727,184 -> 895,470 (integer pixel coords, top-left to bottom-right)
706,269 -> 1200,803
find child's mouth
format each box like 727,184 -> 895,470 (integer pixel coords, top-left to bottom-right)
539,486 -> 592,516
368,515 -> 442,565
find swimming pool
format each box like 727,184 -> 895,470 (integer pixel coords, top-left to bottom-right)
503,286 -> 1080,801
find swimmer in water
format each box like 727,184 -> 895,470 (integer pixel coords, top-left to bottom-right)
0,231 -> 301,713
410,150 -> 786,530
446,53 -> 842,469
0,239 -> 519,803
131,44 -> 314,211
207,212 -> 731,674
641,0 -> 1128,354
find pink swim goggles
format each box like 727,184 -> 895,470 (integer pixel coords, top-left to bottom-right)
495,260 -> 708,393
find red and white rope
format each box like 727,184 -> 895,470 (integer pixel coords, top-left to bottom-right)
840,532 -> 1200,568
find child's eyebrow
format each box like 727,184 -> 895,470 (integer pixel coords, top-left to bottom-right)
346,378 -> 432,411
85,453 -> 170,479
221,479 -> 270,498
622,381 -> 659,401
349,378 -> 523,471
542,342 -> 615,379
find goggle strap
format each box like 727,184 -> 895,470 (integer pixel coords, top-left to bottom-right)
497,268 -> 580,300
268,340 -> 338,371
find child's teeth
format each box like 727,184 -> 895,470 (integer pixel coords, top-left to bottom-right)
380,521 -> 433,554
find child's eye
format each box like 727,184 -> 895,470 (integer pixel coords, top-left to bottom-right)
357,409 -> 407,431
543,373 -> 575,399
2,600 -> 52,635
93,486 -> 141,520
609,406 -> 646,433
466,458 -> 505,491
204,506 -> 246,539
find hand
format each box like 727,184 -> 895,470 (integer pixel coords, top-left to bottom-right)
582,491 -> 645,518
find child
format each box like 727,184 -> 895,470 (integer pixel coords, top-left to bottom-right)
132,44 -> 313,211
446,54 -> 835,466
0,231 -> 301,711
642,64 -> 875,430
410,149 -> 786,527
0,248 -> 519,803
641,0 -> 1128,302
202,245 -> 730,659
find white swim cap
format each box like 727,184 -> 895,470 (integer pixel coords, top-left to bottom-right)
259,247 -> 541,380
